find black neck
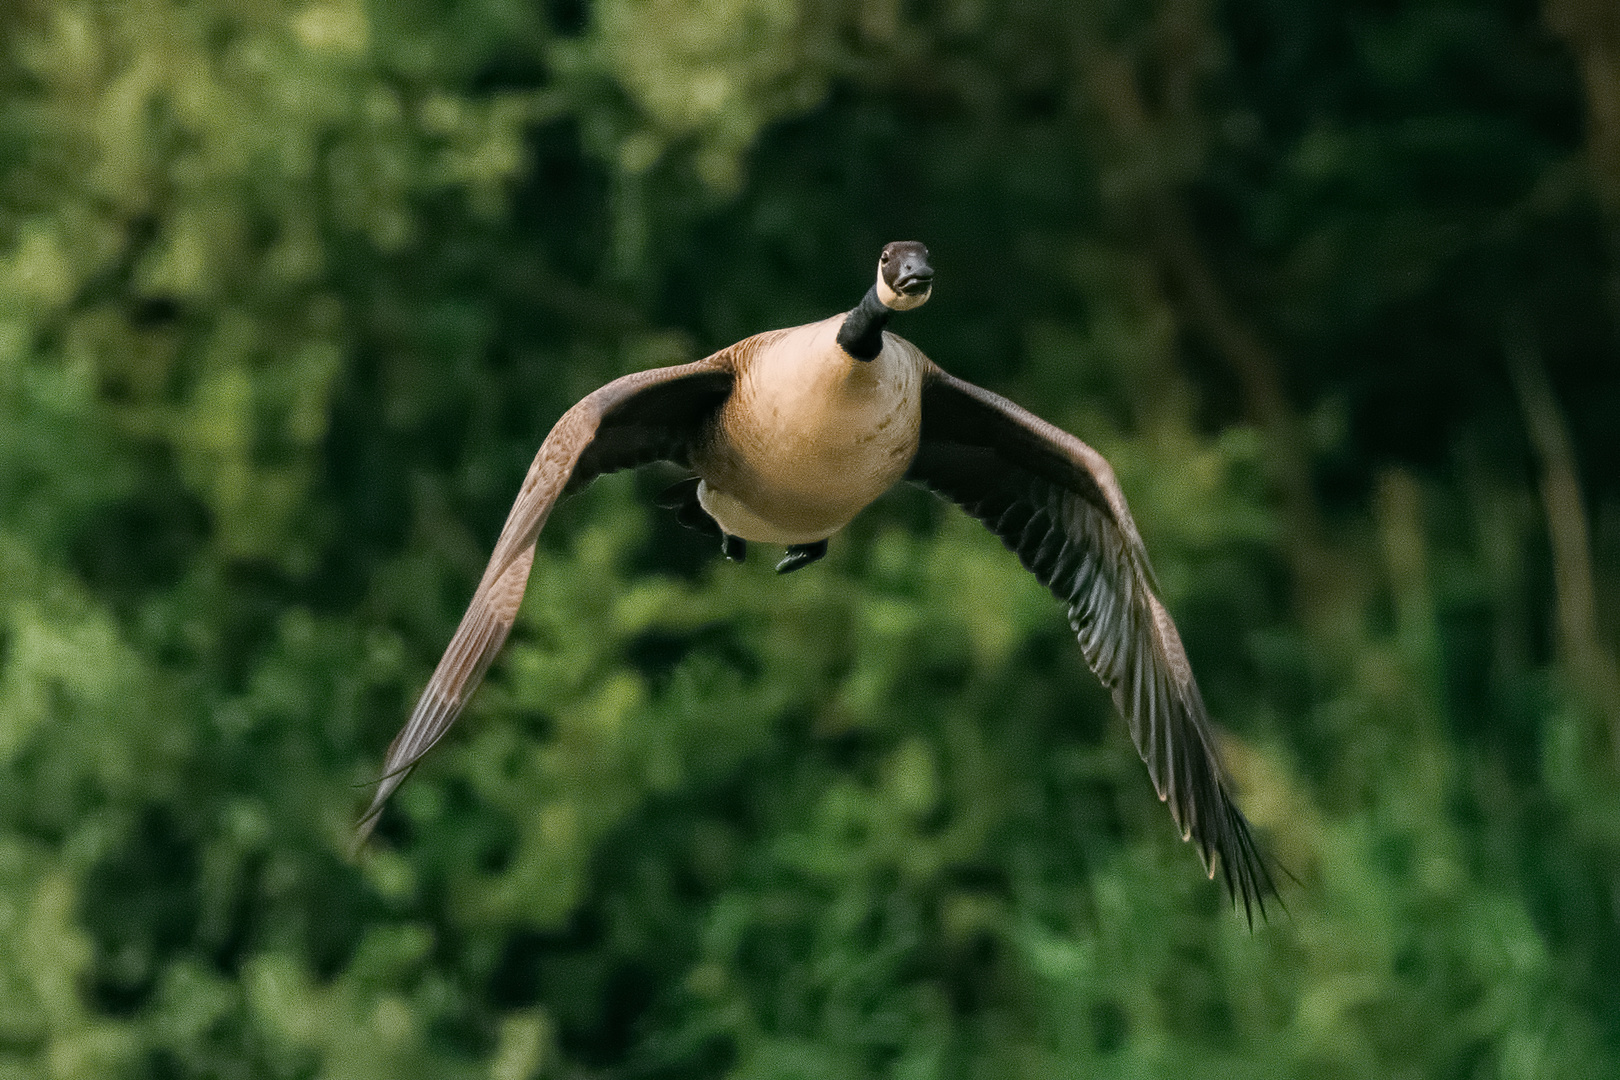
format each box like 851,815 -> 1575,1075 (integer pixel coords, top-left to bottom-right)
835,286 -> 892,361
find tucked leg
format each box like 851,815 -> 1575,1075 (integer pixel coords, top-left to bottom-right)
656,477 -> 747,563
775,539 -> 828,574
679,501 -> 722,537
656,477 -> 721,538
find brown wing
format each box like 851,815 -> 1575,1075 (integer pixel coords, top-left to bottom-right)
908,365 -> 1277,923
355,353 -> 735,842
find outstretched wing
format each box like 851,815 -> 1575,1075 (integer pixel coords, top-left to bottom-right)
907,365 -> 1277,922
356,354 -> 735,842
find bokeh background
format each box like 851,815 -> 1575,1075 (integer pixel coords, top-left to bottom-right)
4,0 -> 1620,1076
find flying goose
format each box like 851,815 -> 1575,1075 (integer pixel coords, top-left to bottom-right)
358,242 -> 1278,920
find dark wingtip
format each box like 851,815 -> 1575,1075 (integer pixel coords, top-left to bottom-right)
349,811 -> 381,860
349,761 -> 416,857
1213,803 -> 1294,930
350,798 -> 386,858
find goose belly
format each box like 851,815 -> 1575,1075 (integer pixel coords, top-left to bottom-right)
695,324 -> 923,545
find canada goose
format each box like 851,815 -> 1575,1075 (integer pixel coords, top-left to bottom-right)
359,241 -> 1277,920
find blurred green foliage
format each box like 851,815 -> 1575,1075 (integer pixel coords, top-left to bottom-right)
3,0 -> 1620,1076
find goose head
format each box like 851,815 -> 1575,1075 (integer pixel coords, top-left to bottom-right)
875,241 -> 933,311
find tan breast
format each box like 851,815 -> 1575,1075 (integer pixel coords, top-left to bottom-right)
693,316 -> 927,545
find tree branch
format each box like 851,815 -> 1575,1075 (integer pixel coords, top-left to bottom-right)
1503,318 -> 1620,767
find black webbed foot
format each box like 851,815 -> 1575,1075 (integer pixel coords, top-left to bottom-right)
723,534 -> 748,562
775,539 -> 828,574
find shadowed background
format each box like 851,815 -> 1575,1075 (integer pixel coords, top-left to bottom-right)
3,0 -> 1619,1076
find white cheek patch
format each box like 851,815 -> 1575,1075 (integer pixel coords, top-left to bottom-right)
876,269 -> 930,311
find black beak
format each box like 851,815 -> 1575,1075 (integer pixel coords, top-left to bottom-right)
895,257 -> 935,295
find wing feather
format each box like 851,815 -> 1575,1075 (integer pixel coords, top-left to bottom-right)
908,365 -> 1277,921
355,353 -> 735,841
